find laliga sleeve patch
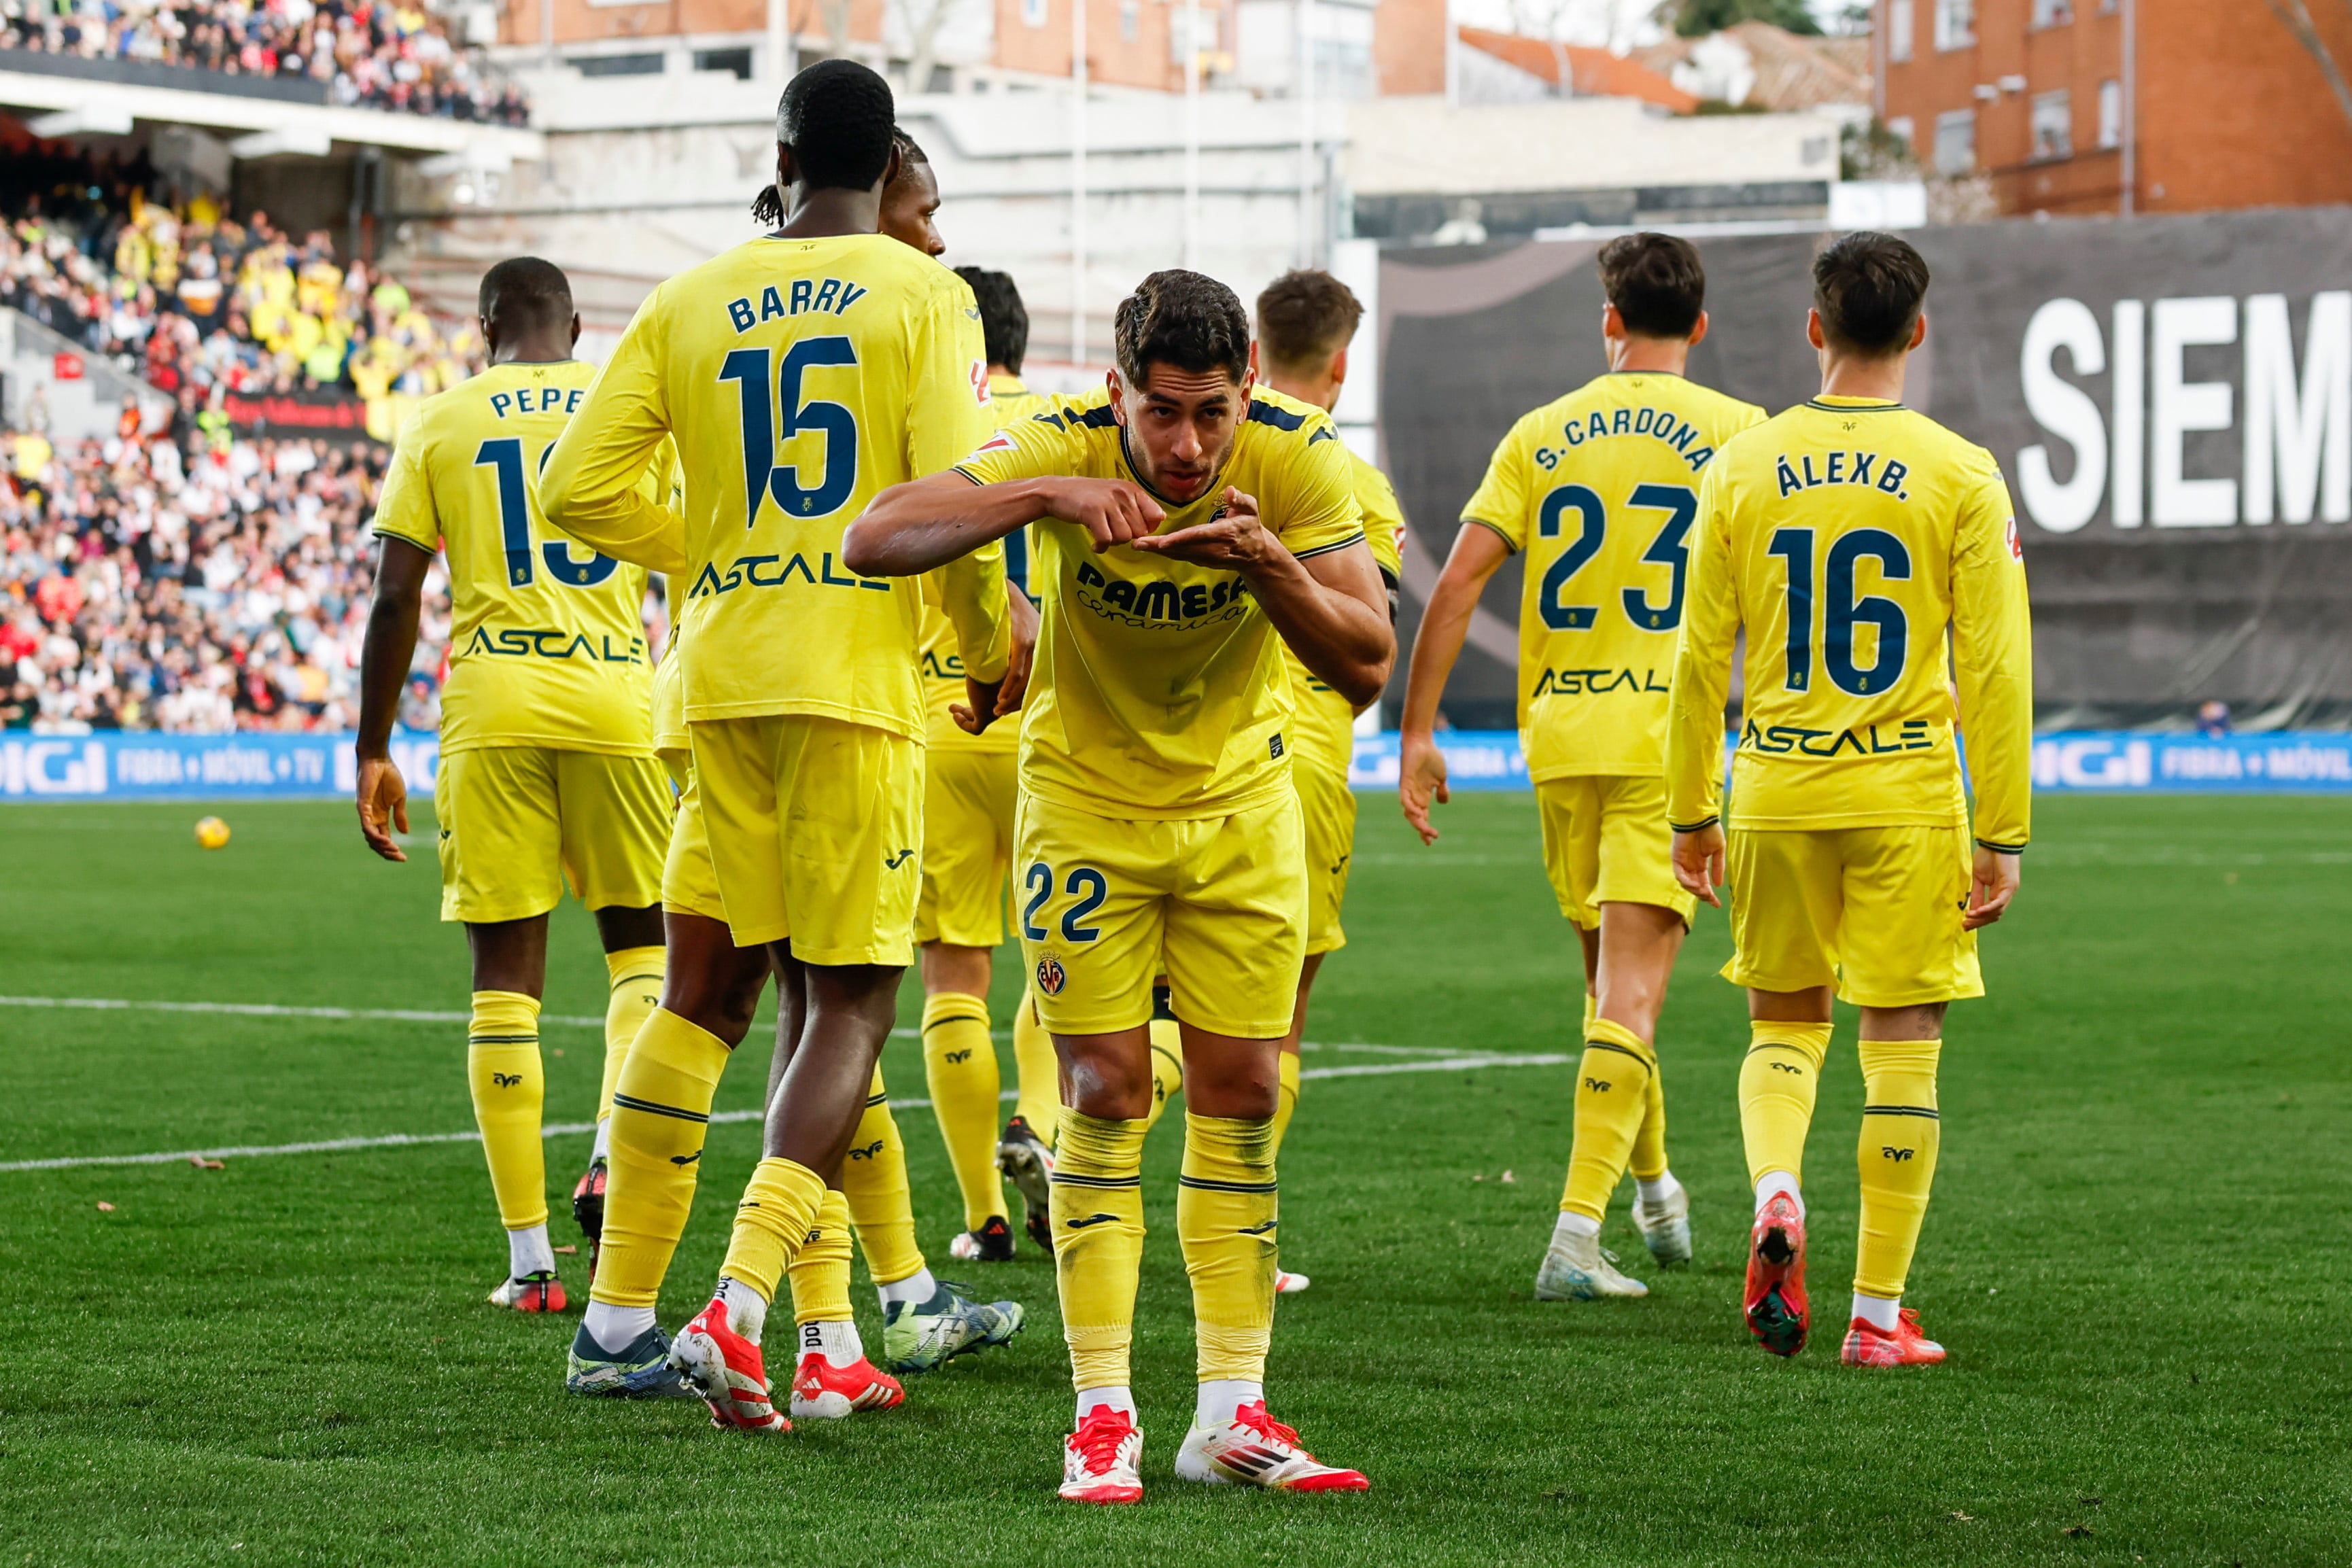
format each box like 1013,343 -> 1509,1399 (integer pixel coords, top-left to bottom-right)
969,430 -> 1019,459
2006,517 -> 2024,560
971,360 -> 992,404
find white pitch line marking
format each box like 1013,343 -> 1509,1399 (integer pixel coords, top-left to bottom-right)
0,1053 -> 1570,1173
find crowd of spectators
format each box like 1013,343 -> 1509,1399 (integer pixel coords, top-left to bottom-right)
1,0 -> 530,123
0,421 -> 430,733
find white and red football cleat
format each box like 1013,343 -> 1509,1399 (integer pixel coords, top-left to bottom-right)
1841,1306 -> 1947,1367
1275,1270 -> 1311,1295
1173,1401 -> 1368,1493
487,1272 -> 566,1312
668,1297 -> 789,1434
1058,1406 -> 1145,1505
1744,1193 -> 1809,1357
790,1351 -> 905,1420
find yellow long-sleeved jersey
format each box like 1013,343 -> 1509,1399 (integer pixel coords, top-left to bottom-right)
539,234 -> 1007,741
1663,396 -> 2033,850
918,373 -> 1047,756
1284,446 -> 1406,783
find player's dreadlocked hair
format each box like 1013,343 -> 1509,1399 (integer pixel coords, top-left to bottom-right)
748,58 -> 897,226
1595,232 -> 1705,339
752,111 -> 920,230
1253,269 -> 1362,378
477,256 -> 572,334
954,267 -> 1029,375
1113,270 -> 1250,389
1813,231 -> 1931,356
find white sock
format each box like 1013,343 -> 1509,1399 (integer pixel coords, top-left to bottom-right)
581,1301 -> 657,1353
878,1266 -> 938,1311
507,1223 -> 555,1280
1553,1210 -> 1601,1242
1636,1170 -> 1680,1206
591,1115 -> 613,1164
716,1275 -> 769,1344
1196,1378 -> 1264,1427
799,1318 -> 865,1368
1754,1170 -> 1804,1219
1852,1291 -> 1901,1332
1076,1384 -> 1137,1424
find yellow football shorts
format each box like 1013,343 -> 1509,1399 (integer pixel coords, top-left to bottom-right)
915,746 -> 1016,949
1535,773 -> 1695,928
432,745 -> 669,924
659,750 -> 727,924
689,714 -> 923,964
1014,788 -> 1307,1040
1724,824 -> 1984,1007
1296,759 -> 1357,956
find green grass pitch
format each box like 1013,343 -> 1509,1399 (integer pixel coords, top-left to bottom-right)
0,792 -> 2345,1565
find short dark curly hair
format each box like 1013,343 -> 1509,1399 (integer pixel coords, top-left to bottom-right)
954,266 -> 1028,375
1813,231 -> 1930,356
1113,269 -> 1250,389
1253,269 -> 1362,377
1595,232 -> 1705,339
775,58 -> 896,193
477,256 -> 571,334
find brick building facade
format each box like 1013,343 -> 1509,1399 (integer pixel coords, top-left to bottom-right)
1877,0 -> 2352,216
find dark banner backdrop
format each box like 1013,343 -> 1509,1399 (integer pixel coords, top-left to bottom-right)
1377,209 -> 2352,725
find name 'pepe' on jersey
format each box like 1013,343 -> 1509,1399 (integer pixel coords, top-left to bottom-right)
918,372 -> 1046,754
539,234 -> 1008,739
952,384 -> 1366,818
1460,370 -> 1765,781
372,358 -> 666,758
1663,394 -> 2033,848
1283,447 -> 1406,782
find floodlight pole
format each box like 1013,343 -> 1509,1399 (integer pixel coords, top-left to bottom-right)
1184,0 -> 1200,268
1298,0 -> 1315,266
1072,0 -> 1088,366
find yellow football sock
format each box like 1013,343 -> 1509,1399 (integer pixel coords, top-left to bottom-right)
1145,1017 -> 1184,1133
922,992 -> 1008,1231
468,990 -> 547,1232
1558,1017 -> 1656,1223
1854,1037 -> 1942,1299
1053,1110 -> 1147,1391
786,1187 -> 855,1325
1178,1113 -> 1278,1384
840,1066 -> 924,1288
1269,1049 -> 1301,1158
1011,996 -> 1061,1147
592,1008 -> 731,1308
597,945 -> 665,1125
719,1156 -> 828,1302
1740,1020 -> 1832,1187
1629,1053 -> 1668,1181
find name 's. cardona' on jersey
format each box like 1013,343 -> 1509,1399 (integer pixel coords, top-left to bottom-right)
1071,557 -> 1254,629
1532,404 -> 1723,472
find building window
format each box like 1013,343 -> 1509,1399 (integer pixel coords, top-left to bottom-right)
1120,0 -> 1139,39
2030,0 -> 2071,26
1887,116 -> 1915,150
2030,90 -> 2073,160
1023,0 -> 1048,29
693,47 -> 751,77
1933,107 -> 1976,173
2097,78 -> 2122,148
572,51 -> 665,75
1888,0 -> 1913,62
1933,0 -> 1974,50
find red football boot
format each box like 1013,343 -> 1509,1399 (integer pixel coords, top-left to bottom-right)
1841,1306 -> 1946,1367
669,1297 -> 789,1434
1744,1192 -> 1809,1357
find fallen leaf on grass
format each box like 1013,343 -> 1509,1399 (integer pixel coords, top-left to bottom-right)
1471,1174 -> 1486,1183
551,1048 -> 565,1058
553,1244 -> 578,1255
1951,1512 -> 1975,1522
1500,1169 -> 1517,1184
188,1157 -> 225,1170
95,1201 -> 115,1211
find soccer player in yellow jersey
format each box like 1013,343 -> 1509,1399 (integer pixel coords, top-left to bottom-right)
1665,232 -> 2032,1367
850,269 -> 1392,1502
910,264 -> 1056,1264
538,63 -> 1020,1426
355,258 -> 671,1315
1401,234 -> 1765,1302
1247,269 -> 1407,1297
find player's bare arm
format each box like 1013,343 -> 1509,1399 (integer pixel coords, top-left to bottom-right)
353,534 -> 434,862
1133,484 -> 1392,705
1395,520 -> 1512,844
846,470 -> 1164,574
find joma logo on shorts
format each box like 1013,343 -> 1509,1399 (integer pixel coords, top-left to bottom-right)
884,848 -> 916,869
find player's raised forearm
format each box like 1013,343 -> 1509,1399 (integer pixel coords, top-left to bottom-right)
1252,546 -> 1394,708
845,474 -> 1047,576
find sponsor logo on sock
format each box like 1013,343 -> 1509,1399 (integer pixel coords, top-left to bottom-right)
1882,1147 -> 1916,1162
492,1072 -> 525,1087
946,1047 -> 974,1063
1771,1061 -> 1805,1074
670,1151 -> 702,1167
1065,1213 -> 1120,1229
846,1138 -> 886,1161
1584,1077 -> 1612,1092
1237,1220 -> 1277,1236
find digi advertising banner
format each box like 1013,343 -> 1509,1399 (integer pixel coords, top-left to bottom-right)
0,733 -> 438,801
1377,210 -> 2352,725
